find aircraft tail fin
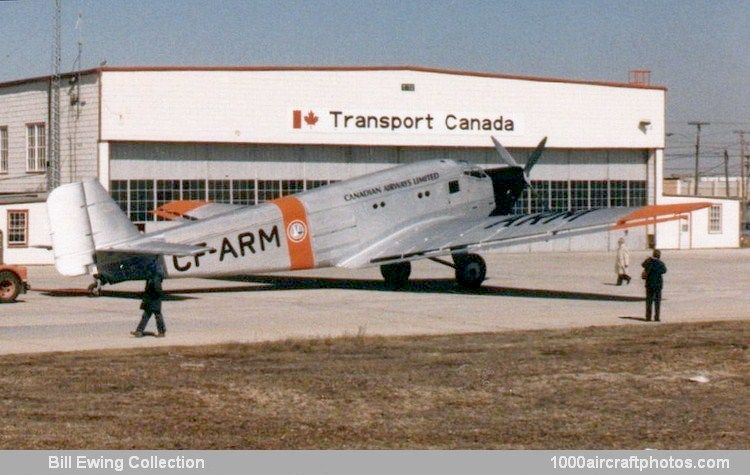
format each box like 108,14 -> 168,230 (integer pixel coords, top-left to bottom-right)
47,180 -> 140,276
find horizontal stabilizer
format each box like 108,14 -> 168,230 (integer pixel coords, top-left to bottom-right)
152,200 -> 245,221
101,240 -> 214,256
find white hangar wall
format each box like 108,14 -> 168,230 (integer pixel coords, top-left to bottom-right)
99,68 -> 665,149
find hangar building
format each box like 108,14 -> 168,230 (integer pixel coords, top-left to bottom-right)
0,66 -> 738,265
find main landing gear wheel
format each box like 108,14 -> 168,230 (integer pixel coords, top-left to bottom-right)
380,262 -> 412,290
0,271 -> 22,303
454,254 -> 486,289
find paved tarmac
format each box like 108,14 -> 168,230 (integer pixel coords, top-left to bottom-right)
1,249 -> 749,355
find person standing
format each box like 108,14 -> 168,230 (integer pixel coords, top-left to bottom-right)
131,269 -> 166,337
641,249 -> 667,322
615,237 -> 631,285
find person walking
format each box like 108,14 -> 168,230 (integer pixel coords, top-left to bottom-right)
131,268 -> 166,337
615,237 -> 631,285
641,249 -> 667,322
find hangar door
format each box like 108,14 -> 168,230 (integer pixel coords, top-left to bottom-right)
109,142 -> 651,253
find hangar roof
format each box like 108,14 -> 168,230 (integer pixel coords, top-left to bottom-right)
0,65 -> 666,91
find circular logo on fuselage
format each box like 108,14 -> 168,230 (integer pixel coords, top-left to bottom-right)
287,220 -> 308,243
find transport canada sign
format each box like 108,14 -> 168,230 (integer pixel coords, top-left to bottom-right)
291,109 -> 521,135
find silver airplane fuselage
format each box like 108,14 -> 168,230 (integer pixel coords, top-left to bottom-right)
145,160 -> 494,279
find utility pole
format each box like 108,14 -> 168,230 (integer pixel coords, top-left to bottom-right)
47,0 -> 61,191
723,150 -> 730,197
735,130 -> 748,225
688,121 -> 709,195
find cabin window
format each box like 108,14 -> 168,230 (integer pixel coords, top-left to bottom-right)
449,180 -> 460,194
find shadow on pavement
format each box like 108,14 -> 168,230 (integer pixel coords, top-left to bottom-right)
618,316 -> 652,322
37,289 -> 194,301
35,277 -> 645,302
208,275 -> 646,302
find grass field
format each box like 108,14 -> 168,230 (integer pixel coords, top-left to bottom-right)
0,320 -> 747,449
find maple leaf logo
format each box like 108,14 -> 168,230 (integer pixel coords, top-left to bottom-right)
304,110 -> 319,127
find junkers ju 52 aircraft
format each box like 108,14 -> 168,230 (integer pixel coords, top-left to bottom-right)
47,137 -> 708,292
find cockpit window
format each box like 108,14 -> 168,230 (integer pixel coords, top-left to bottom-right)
463,169 -> 487,179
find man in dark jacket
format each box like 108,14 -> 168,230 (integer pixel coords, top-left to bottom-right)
131,269 -> 166,337
641,249 -> 667,322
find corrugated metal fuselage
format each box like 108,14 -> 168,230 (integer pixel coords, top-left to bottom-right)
153,159 -> 495,279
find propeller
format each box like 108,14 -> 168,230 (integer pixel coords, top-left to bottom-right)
491,136 -> 520,168
490,135 -> 547,185
486,136 -> 548,215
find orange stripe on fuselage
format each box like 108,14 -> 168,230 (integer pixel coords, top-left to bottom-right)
271,196 -> 315,270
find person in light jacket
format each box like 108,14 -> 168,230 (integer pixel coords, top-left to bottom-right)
615,237 -> 631,285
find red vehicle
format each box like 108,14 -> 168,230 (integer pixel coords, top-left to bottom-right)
0,265 -> 28,303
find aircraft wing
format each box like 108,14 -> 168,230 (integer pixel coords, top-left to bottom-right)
337,203 -> 710,269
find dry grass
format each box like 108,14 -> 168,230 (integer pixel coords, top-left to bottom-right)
0,321 -> 747,449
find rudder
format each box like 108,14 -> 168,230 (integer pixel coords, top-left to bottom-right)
47,179 -> 139,276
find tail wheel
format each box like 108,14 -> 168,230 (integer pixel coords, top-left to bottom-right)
0,271 -> 22,303
454,254 -> 486,289
380,262 -> 412,290
87,281 -> 102,297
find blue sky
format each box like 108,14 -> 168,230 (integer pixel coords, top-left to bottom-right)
1,0 -> 748,174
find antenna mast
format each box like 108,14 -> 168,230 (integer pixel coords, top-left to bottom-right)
48,0 -> 62,191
